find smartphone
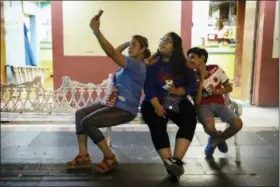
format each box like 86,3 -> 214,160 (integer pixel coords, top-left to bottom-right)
96,10 -> 103,19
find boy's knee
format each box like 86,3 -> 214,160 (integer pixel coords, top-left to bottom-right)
230,118 -> 243,131
203,119 -> 216,135
204,127 -> 216,136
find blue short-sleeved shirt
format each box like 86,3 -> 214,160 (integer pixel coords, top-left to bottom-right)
114,56 -> 146,116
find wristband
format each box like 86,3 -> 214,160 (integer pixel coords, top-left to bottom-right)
93,29 -> 101,37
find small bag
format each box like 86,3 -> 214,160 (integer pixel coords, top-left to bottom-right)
101,75 -> 118,107
163,93 -> 182,113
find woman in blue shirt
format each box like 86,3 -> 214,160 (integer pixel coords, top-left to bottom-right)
141,32 -> 197,179
67,10 -> 150,173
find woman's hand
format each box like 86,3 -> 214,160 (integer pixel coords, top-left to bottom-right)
88,10 -> 126,67
90,10 -> 103,31
147,51 -> 160,65
167,86 -> 179,95
167,86 -> 185,96
154,104 -> 166,118
197,62 -> 206,83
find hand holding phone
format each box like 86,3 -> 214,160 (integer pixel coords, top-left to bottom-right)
96,10 -> 103,20
90,10 -> 104,31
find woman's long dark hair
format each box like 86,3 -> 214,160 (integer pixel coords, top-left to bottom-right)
157,32 -> 189,82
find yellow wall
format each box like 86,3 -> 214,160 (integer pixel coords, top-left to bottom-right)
40,49 -> 52,61
272,1 -> 279,58
39,40 -> 52,74
1,28 -> 6,84
62,1 -> 182,56
39,47 -> 53,89
1,1 -> 6,84
207,53 -> 235,81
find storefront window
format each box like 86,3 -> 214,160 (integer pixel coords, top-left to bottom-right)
192,1 -> 238,82
207,1 -> 237,46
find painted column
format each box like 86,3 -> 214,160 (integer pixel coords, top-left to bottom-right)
253,1 -> 279,107
240,1 -> 258,102
1,0 -> 6,84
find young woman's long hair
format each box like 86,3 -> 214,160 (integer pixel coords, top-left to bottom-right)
156,32 -> 189,82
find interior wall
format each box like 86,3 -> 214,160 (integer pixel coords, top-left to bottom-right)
62,1 -> 182,56
51,1 -> 192,88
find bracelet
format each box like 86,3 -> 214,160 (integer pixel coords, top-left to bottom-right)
93,29 -> 101,37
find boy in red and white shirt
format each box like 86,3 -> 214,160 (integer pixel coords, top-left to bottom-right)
187,47 -> 243,158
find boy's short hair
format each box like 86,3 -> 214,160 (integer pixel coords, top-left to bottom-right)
186,47 -> 208,64
199,48 -> 208,64
187,47 -> 201,57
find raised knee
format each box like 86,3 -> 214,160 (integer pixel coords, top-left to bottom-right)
81,117 -> 91,130
75,110 -> 86,133
232,118 -> 243,131
75,109 -> 84,119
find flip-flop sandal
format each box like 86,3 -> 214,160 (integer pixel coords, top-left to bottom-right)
96,154 -> 118,173
66,154 -> 92,169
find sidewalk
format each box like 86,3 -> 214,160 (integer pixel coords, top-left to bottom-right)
1,106 -> 279,186
1,126 -> 279,186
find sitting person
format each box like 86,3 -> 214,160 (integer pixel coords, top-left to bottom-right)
186,47 -> 243,158
141,32 -> 197,179
66,10 -> 150,173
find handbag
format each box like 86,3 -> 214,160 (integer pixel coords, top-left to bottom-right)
163,92 -> 183,113
101,75 -> 118,107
